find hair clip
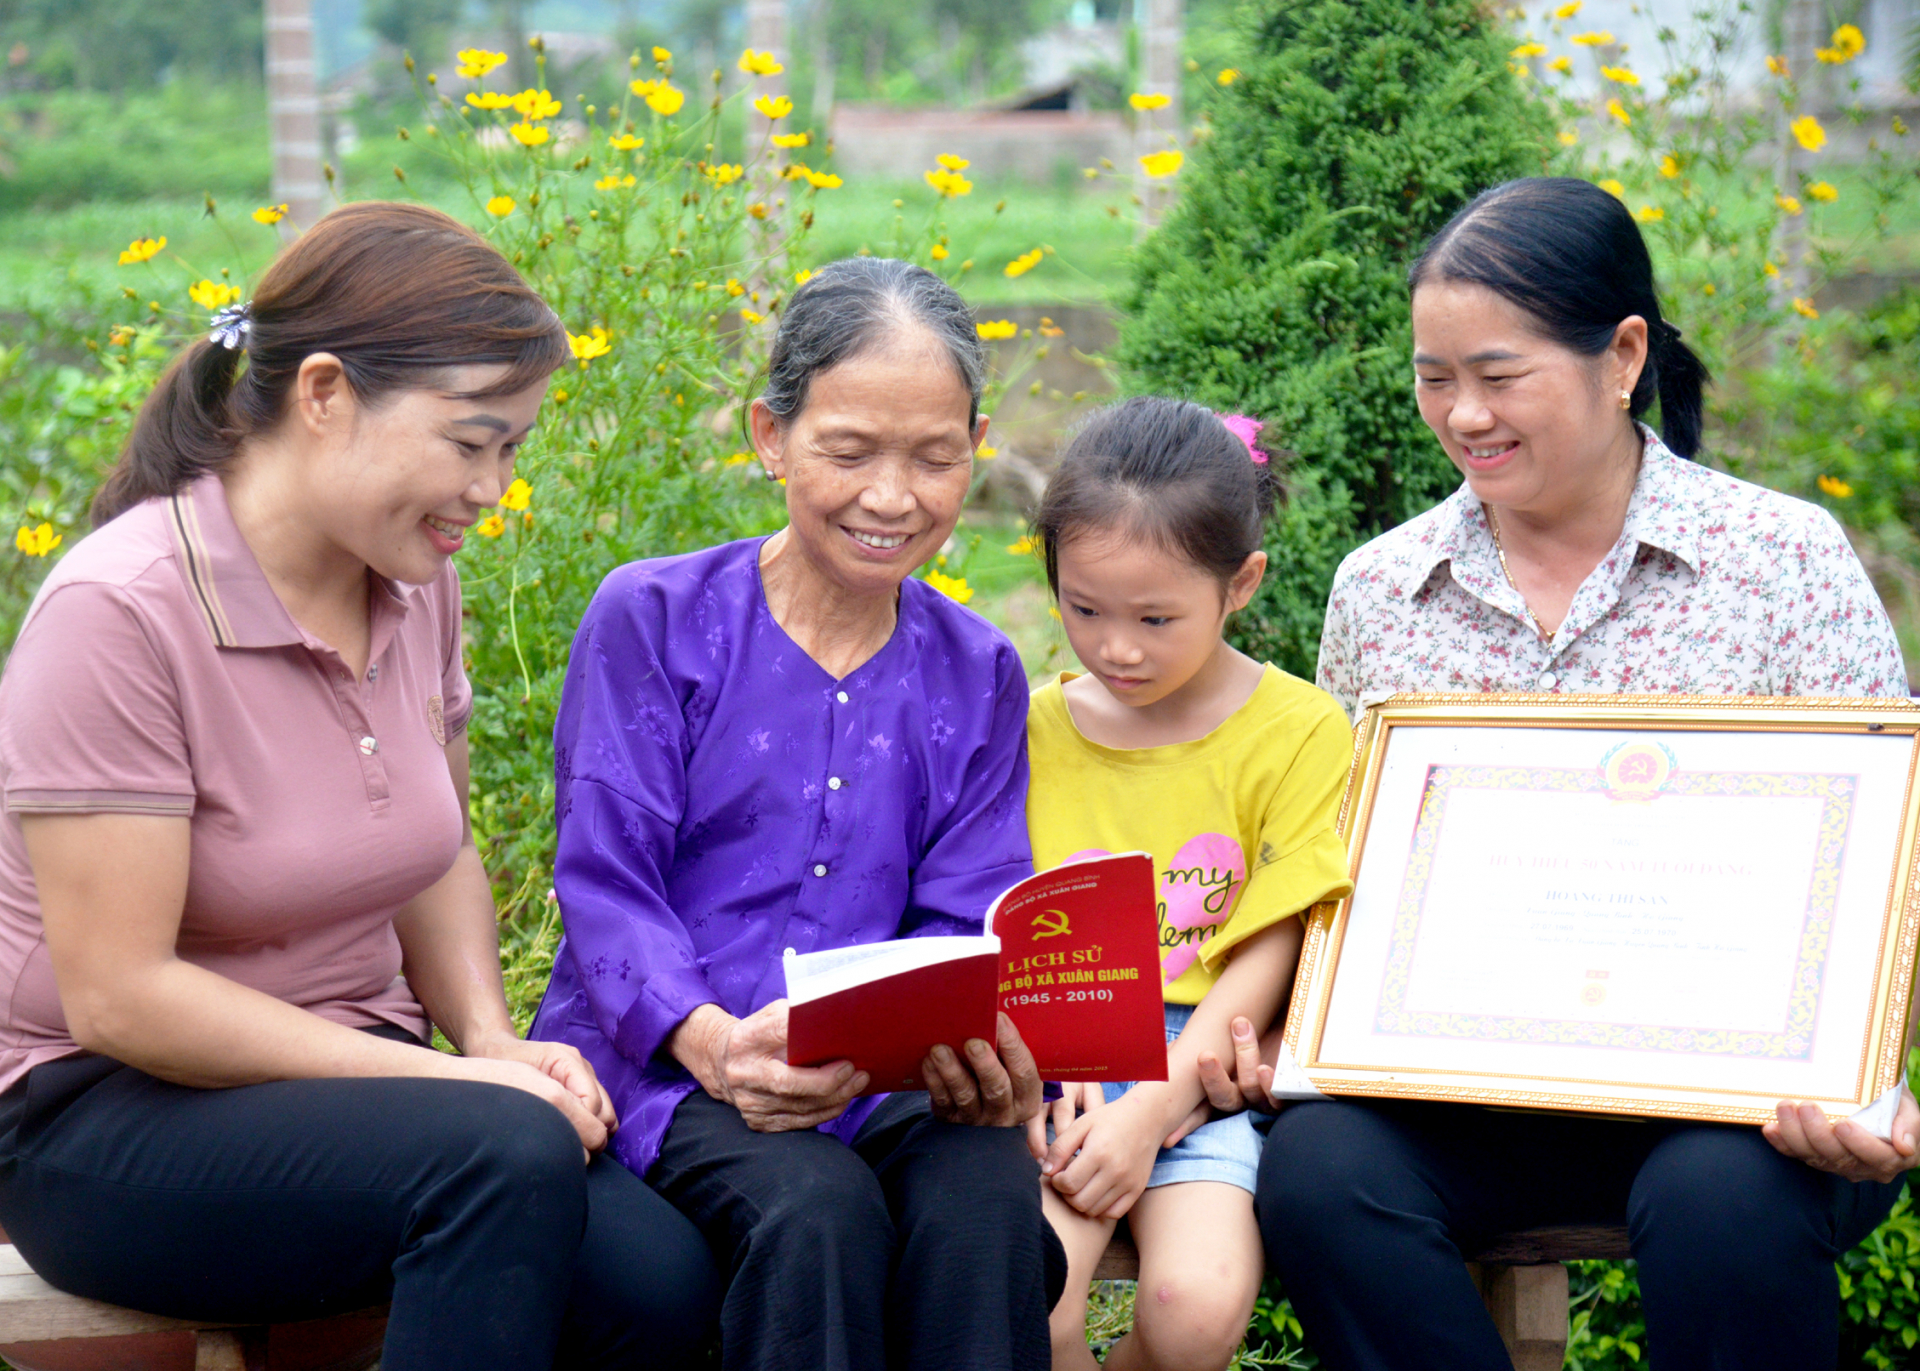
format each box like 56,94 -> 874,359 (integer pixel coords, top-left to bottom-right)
1218,413 -> 1268,465
208,302 -> 253,351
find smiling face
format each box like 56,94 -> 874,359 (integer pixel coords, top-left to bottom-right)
301,361 -> 548,586
1411,281 -> 1647,519
1055,524 -> 1260,710
751,326 -> 984,600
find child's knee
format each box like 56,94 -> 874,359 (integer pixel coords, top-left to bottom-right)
1131,1273 -> 1257,1371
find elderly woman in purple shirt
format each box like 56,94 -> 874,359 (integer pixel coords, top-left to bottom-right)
528,258 -> 1065,1371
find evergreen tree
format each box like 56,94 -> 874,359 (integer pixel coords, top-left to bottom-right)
1118,0 -> 1553,678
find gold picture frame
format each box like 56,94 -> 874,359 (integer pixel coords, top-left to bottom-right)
1280,693 -> 1920,1126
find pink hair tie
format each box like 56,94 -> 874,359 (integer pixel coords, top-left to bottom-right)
1218,413 -> 1268,464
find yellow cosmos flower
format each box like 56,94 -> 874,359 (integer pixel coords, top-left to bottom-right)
1039,318 -> 1063,337
930,244 -> 949,261
653,45 -> 672,63
925,168 -> 973,197
510,88 -> 561,120
1634,204 -> 1664,223
1764,261 -> 1781,278
188,279 -> 241,309
1600,65 -> 1639,84
723,452 -> 755,467
1806,180 -> 1838,203
753,94 -> 793,119
976,445 -> 997,458
1817,474 -> 1853,498
1511,42 -> 1547,58
645,83 -> 684,115
1605,97 -> 1631,126
1816,24 -> 1864,64
498,479 -> 533,512
1790,115 -> 1826,151
922,569 -> 973,603
14,523 -> 60,557
976,319 -> 1017,340
738,48 -> 784,76
1659,154 -> 1681,178
1792,298 -> 1820,319
1702,283 -> 1716,295
726,279 -> 745,296
1894,116 -> 1908,137
1597,178 -> 1625,199
936,153 -> 971,171
108,324 -> 136,346
485,195 -> 515,216
1549,55 -> 1572,74
456,48 -> 508,79
252,203 -> 288,225
608,132 -> 645,150
1553,0 -> 1582,16
1570,30 -> 1614,46
1004,247 -> 1044,278
772,132 -> 811,148
1775,192 -> 1802,215
1006,535 -> 1036,555
1557,129 -> 1579,146
740,308 -> 765,325
1766,54 -> 1790,78
795,269 -> 813,285
1139,149 -> 1184,177
1217,68 -> 1240,85
1128,92 -> 1171,110
510,121 -> 549,146
748,202 -> 768,219
475,513 -> 507,538
568,326 -> 611,362
118,236 -> 166,265
803,168 -> 842,189
595,173 -> 637,190
704,162 -> 744,186
466,91 -> 514,110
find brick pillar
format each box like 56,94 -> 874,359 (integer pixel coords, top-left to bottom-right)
1134,0 -> 1182,232
265,0 -> 325,233
747,0 -> 790,272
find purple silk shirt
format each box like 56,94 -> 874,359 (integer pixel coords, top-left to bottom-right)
527,537 -> 1034,1176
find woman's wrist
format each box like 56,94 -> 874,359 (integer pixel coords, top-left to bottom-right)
670,1003 -> 737,1098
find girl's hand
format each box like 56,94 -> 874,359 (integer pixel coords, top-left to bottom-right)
1043,1087 -> 1167,1219
1195,1015 -> 1280,1115
446,1052 -> 614,1154
465,1030 -> 619,1137
674,1001 -> 870,1132
1026,1080 -> 1107,1161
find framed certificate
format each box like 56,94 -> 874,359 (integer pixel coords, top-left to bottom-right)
1281,694 -> 1920,1126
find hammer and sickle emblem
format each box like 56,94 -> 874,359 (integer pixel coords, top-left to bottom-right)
1031,909 -> 1071,940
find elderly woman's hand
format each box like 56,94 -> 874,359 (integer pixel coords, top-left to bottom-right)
673,1001 -> 870,1132
921,1013 -> 1044,1130
1763,1090 -> 1920,1185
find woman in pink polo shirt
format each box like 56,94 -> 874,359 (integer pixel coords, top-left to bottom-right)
0,202 -> 718,1369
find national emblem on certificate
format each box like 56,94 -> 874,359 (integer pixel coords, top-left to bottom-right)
1283,694 -> 1920,1128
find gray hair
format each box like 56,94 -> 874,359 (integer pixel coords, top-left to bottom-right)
760,257 -> 987,427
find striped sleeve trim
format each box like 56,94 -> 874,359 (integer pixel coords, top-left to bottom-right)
5,789 -> 195,817
169,492 -> 236,647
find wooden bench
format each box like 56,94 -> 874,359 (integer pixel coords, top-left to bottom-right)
0,1243 -> 386,1371
1095,1223 -> 1631,1371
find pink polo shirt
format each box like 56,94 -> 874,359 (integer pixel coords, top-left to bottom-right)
0,473 -> 472,1094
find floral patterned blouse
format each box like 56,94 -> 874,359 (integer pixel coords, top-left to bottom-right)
1317,429 -> 1910,715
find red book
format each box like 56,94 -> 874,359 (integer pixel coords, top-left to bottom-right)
785,853 -> 1166,1091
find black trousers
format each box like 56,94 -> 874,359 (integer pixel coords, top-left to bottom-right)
1256,1099 -> 1903,1371
648,1091 -> 1066,1371
0,1029 -> 721,1371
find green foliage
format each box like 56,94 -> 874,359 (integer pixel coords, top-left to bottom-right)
1115,0 -> 1555,678
1839,1185 -> 1920,1369
0,0 -> 262,89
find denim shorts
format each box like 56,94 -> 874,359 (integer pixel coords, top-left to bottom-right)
1099,1002 -> 1264,1195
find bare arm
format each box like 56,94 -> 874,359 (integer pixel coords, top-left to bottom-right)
27,749 -> 607,1149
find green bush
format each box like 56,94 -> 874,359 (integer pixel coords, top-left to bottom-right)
1115,0 -> 1554,678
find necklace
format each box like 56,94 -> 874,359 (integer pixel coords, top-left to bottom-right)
1484,505 -> 1554,643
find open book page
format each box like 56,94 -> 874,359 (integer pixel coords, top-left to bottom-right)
783,935 -> 1000,1004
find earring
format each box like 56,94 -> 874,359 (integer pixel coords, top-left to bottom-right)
1619,389 -> 1632,411
763,467 -> 780,482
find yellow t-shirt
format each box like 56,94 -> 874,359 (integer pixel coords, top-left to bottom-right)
1026,665 -> 1356,1005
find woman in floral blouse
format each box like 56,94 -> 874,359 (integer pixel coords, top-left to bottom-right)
1231,178 -> 1914,1370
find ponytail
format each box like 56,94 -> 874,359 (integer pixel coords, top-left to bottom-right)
1647,320 -> 1709,459
90,201 -> 570,529
93,340 -> 244,526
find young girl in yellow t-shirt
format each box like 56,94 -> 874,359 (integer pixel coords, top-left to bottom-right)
1027,397 -> 1354,1371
